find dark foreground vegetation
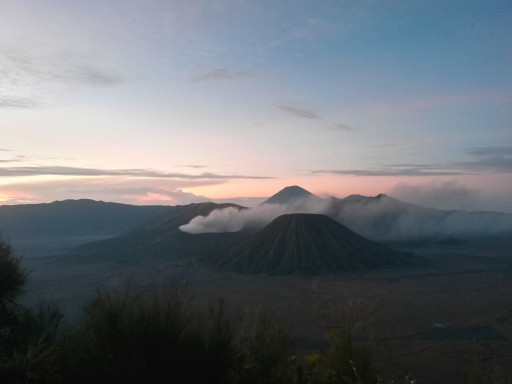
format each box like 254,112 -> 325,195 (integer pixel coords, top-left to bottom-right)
0,237 -> 378,384
1,237 -> 509,383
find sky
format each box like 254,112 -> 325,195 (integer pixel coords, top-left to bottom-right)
1,0 -> 511,212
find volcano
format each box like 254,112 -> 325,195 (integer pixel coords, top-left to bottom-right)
261,185 -> 318,205
219,213 -> 414,275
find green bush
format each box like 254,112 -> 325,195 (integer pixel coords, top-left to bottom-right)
0,238 -> 28,313
237,309 -> 294,384
321,326 -> 375,384
0,303 -> 62,383
0,237 -> 62,383
294,300 -> 377,384
54,285 -> 239,383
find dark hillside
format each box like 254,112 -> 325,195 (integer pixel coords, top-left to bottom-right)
0,199 -> 172,239
75,202 -> 250,260
220,213 -> 415,275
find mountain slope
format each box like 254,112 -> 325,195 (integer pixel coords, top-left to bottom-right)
75,202 -> 251,260
326,194 -> 512,242
219,213 -> 415,275
261,185 -> 317,205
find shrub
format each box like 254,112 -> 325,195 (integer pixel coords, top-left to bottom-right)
302,300 -> 377,384
322,326 -> 375,384
0,303 -> 62,383
0,237 -> 62,383
55,284 -> 239,383
0,238 -> 28,313
237,309 -> 294,384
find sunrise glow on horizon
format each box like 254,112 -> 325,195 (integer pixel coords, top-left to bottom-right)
1,0 -> 511,212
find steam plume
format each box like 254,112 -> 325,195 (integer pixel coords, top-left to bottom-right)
179,198 -> 330,234
179,193 -> 512,241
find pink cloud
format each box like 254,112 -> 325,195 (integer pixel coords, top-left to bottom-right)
127,192 -> 174,202
0,191 -> 33,204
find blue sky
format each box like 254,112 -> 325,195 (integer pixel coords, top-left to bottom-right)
0,0 -> 511,212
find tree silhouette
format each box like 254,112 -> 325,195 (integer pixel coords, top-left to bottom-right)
0,237 -> 61,383
0,237 -> 28,315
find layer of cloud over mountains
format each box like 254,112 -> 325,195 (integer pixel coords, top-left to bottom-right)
1,186 -> 510,275
179,186 -> 512,241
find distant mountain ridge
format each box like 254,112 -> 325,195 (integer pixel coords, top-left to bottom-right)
2,186 -> 511,265
0,199 -> 172,240
326,193 -> 512,242
258,187 -> 512,241
341,194 -> 367,202
261,185 -> 317,205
